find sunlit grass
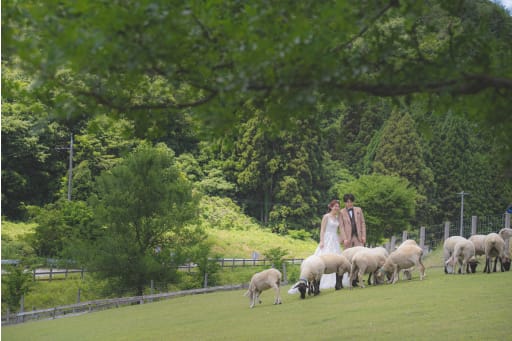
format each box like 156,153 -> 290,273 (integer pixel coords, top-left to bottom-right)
3,267 -> 512,341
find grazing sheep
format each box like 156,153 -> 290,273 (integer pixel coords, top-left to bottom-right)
468,234 -> 487,273
349,248 -> 387,288
396,239 -> 419,279
398,239 -> 418,248
377,243 -> 425,284
443,236 -> 467,274
342,246 -> 366,263
291,255 -> 326,299
244,268 -> 282,308
483,233 -> 510,273
319,253 -> 351,290
445,238 -> 475,275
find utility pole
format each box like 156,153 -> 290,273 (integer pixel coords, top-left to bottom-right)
457,191 -> 469,236
67,133 -> 73,201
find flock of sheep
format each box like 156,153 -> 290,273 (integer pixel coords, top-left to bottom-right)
244,227 -> 512,308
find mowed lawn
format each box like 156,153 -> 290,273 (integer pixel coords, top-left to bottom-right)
3,267 -> 512,341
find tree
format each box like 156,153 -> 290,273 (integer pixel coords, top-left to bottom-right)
1,263 -> 33,314
371,110 -> 433,224
333,174 -> 417,245
3,1 -> 511,168
1,63 -> 70,219
77,143 -> 199,296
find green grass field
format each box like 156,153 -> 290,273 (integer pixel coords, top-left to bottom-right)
3,266 -> 512,341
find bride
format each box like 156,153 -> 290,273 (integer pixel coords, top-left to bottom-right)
288,199 -> 343,294
314,199 -> 343,289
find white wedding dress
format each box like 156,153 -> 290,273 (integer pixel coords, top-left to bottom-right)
314,215 -> 342,289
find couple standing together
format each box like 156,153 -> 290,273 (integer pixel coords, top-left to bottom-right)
315,194 -> 366,289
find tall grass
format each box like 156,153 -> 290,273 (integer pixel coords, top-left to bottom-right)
3,267 -> 512,340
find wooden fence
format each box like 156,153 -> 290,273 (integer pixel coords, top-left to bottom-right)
1,258 -> 304,281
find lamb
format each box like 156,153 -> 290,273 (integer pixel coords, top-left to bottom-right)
349,248 -> 387,288
443,236 -> 467,274
244,268 -> 282,308
483,233 -> 510,273
377,242 -> 425,284
445,238 -> 475,275
318,253 -> 351,290
291,255 -> 326,299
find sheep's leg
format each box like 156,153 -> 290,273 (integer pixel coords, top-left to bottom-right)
358,269 -> 366,288
335,273 -> 342,290
418,260 -> 425,280
249,292 -> 255,308
273,284 -> 282,305
391,264 -> 399,284
314,279 -> 321,295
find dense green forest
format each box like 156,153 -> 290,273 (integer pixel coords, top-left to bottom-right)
2,0 -> 512,297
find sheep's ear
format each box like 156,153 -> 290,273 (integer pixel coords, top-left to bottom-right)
292,282 -> 300,289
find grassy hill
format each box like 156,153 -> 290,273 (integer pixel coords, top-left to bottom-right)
3,266 -> 511,340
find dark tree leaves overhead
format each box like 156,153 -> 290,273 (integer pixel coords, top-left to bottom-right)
3,1 -> 511,141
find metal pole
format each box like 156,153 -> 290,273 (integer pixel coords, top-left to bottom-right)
67,133 -> 73,201
457,191 -> 469,236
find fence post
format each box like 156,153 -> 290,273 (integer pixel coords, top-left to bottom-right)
204,272 -> 208,288
505,213 -> 511,229
444,221 -> 450,240
420,226 -> 426,251
282,262 -> 287,284
19,295 -> 25,323
49,266 -> 53,282
471,216 -> 478,236
402,231 -> 408,242
390,236 -> 396,251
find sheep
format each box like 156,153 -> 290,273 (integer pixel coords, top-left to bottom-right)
443,236 -> 467,274
342,246 -> 366,263
244,268 -> 282,308
377,242 -> 425,284
445,238 -> 475,275
483,233 -> 510,273
398,239 -> 418,248
499,227 -> 512,260
318,253 -> 351,290
468,234 -> 487,273
396,239 -> 419,279
349,248 -> 387,288
291,255 -> 326,299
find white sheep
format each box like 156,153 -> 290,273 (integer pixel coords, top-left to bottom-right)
349,248 -> 387,288
342,246 -> 366,263
396,239 -> 419,279
291,255 -> 326,299
468,234 -> 487,273
398,239 -> 418,248
319,253 -> 351,290
343,246 -> 388,286
499,227 -> 512,259
445,238 -> 475,275
443,236 -> 467,274
377,243 -> 425,284
483,233 -> 510,273
244,268 -> 282,308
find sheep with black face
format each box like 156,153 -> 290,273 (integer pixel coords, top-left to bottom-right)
290,255 -> 325,299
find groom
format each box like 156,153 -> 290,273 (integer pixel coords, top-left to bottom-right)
339,193 -> 366,249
